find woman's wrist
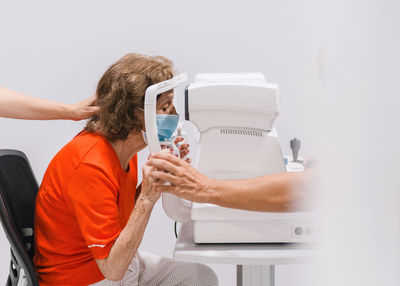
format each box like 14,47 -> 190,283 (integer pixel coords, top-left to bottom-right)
136,194 -> 157,211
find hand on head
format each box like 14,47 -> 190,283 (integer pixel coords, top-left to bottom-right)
68,94 -> 99,121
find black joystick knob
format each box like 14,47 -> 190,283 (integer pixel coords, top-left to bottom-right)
290,138 -> 301,162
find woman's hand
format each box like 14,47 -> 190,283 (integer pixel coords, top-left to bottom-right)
174,137 -> 191,163
67,94 -> 99,121
139,163 -> 161,205
160,137 -> 192,163
146,150 -> 214,203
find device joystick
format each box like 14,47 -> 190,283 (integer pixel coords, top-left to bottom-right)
286,138 -> 304,172
290,138 -> 301,162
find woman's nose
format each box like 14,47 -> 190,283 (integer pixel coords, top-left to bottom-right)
170,106 -> 177,115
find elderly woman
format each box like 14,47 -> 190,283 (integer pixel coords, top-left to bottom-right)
33,53 -> 218,286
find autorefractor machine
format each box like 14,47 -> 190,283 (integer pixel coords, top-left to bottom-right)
144,73 -> 315,243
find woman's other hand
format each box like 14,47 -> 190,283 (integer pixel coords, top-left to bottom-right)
174,136 -> 192,163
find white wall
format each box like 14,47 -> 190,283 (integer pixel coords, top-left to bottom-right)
312,1 -> 400,285
1,0 -> 399,285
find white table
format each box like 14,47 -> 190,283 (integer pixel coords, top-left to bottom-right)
173,223 -> 317,286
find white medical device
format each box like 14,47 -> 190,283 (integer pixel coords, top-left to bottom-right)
145,73 -> 316,243
144,73 -> 188,153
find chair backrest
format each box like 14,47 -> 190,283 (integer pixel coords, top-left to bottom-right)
0,150 -> 39,286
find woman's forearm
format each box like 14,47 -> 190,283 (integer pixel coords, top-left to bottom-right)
208,171 -> 312,212
95,195 -> 155,281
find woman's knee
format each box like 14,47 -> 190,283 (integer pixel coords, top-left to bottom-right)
185,263 -> 218,286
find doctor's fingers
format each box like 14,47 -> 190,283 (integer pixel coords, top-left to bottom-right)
150,151 -> 185,166
148,171 -> 181,185
146,158 -> 180,174
153,184 -> 202,203
153,184 -> 179,194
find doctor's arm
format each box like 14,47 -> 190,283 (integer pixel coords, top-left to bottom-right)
147,151 -> 315,212
0,86 -> 98,120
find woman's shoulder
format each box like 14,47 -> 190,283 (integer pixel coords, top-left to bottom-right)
63,130 -> 116,170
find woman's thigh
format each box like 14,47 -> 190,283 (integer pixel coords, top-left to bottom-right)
89,255 -> 140,286
137,251 -> 218,286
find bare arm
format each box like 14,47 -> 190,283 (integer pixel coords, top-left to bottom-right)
147,151 -> 315,212
95,165 -> 160,281
0,86 -> 98,120
205,171 -> 313,211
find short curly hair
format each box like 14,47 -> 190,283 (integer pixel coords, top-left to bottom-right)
86,53 -> 174,141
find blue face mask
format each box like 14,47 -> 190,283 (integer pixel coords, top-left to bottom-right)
156,114 -> 179,142
140,108 -> 179,143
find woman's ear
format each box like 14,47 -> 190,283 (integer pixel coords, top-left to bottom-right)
133,107 -> 142,118
134,107 -> 145,131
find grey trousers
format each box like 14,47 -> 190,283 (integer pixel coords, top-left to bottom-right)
90,251 -> 218,286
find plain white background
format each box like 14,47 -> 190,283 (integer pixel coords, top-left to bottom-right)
0,0 -> 399,285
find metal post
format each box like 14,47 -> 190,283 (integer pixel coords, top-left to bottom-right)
237,265 -> 275,286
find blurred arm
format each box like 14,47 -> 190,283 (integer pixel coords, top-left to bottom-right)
206,170 -> 313,212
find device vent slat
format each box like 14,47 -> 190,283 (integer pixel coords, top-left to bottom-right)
219,128 -> 263,137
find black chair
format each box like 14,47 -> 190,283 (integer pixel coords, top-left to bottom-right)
0,150 -> 39,286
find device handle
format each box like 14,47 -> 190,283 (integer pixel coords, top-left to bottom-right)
162,193 -> 192,222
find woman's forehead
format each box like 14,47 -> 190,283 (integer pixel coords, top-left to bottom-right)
157,91 -> 174,105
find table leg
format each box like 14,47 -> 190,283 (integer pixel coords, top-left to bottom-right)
237,265 -> 275,286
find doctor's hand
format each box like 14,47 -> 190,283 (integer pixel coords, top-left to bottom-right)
146,150 -> 213,203
67,94 -> 99,121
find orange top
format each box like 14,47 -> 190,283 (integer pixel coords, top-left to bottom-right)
34,131 -> 138,286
